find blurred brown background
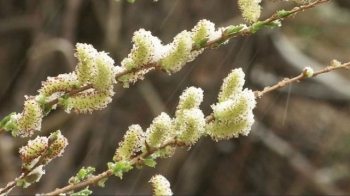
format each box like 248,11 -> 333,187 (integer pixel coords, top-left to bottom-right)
0,0 -> 350,195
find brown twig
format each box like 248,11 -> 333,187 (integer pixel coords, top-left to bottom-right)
203,0 -> 331,48
43,139 -> 179,196
254,61 -> 350,98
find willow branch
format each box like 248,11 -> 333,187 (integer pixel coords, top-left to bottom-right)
0,0 -> 330,135
0,138 -> 59,195
42,60 -> 350,195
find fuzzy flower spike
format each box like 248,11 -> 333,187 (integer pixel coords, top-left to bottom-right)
91,51 -> 117,92
121,29 -> 163,70
113,124 -> 144,162
238,0 -> 262,23
149,175 -> 173,196
174,87 -> 205,145
160,30 -> 193,73
206,68 -> 256,141
118,29 -> 164,87
1,97 -> 43,137
18,130 -> 68,188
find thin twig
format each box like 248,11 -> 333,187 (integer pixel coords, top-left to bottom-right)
43,139 -> 180,196
254,61 -> 350,98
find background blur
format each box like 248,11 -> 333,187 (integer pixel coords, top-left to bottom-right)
0,0 -> 350,195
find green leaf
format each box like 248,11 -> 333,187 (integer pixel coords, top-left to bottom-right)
77,168 -> 87,181
85,167 -> 96,175
37,95 -> 47,110
195,38 -> 209,49
43,106 -> 52,116
58,94 -> 71,110
11,129 -> 18,137
276,10 -> 291,18
77,166 -> 95,181
71,187 -> 93,196
97,177 -> 108,187
141,157 -> 156,168
0,112 -> 15,129
224,25 -> 244,36
17,179 -> 25,187
250,21 -> 264,34
264,21 -> 281,28
48,130 -> 60,142
108,161 -> 133,179
69,176 -> 79,184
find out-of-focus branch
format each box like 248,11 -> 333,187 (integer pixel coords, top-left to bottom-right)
254,61 -> 350,97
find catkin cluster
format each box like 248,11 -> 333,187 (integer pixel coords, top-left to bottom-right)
206,68 -> 256,141
117,19 -> 248,87
113,68 -> 256,165
18,130 -> 68,187
0,44 -> 119,137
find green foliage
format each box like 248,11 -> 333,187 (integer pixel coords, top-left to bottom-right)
276,10 -> 292,18
77,167 -> 96,181
141,157 -> 157,168
194,38 -> 209,49
69,166 -> 96,184
0,113 -> 17,136
58,93 -> 70,110
224,25 -> 245,36
249,21 -> 264,33
108,161 -> 133,179
71,187 -> 93,196
97,177 -> 108,187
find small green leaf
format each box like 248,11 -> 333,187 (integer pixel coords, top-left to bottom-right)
141,157 -> 156,168
195,38 -> 209,49
276,10 -> 291,18
250,21 -> 264,33
97,177 -> 108,187
0,112 -> 15,128
77,168 -> 87,181
43,106 -> 52,116
264,21 -> 281,28
108,161 -> 133,179
17,179 -> 25,187
48,130 -> 60,142
11,129 -> 18,137
37,95 -> 47,109
69,176 -> 79,184
58,94 -> 71,110
58,98 -> 65,106
71,187 -> 93,196
224,25 -> 244,36
85,167 -> 96,175
76,166 -> 95,181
